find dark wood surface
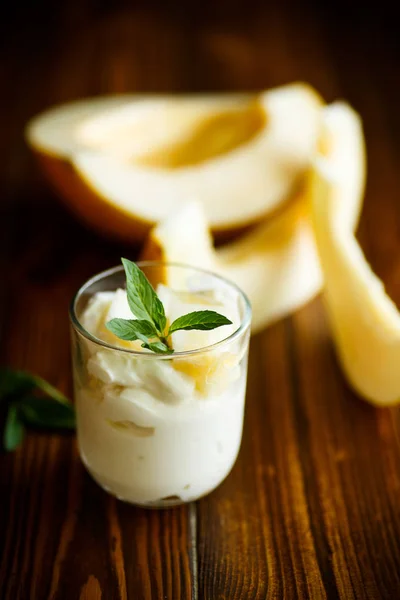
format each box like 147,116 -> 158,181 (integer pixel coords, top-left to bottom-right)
2,2 -> 400,598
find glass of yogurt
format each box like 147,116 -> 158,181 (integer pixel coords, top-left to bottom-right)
70,262 -> 252,508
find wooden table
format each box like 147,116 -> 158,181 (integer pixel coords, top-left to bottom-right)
2,2 -> 400,598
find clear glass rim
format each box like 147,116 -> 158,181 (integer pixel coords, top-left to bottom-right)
69,261 -> 252,359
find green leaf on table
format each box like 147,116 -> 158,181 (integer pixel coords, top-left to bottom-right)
32,375 -> 70,405
18,396 -> 76,429
0,368 -> 75,451
121,258 -> 166,333
106,318 -> 158,343
0,369 -> 69,405
3,404 -> 25,451
168,310 -> 233,335
0,369 -> 37,401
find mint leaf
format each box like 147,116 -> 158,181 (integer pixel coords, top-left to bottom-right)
141,341 -> 173,354
0,368 -> 75,451
31,375 -> 70,405
122,258 -> 166,333
0,369 -> 36,401
18,397 -> 75,429
0,369 -> 69,405
3,404 -> 25,451
168,310 -> 232,335
106,318 -> 158,343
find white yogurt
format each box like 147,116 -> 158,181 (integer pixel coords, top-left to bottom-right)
74,286 -> 249,506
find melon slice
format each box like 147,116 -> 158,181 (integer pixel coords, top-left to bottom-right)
26,84 -> 322,242
310,109 -> 400,406
141,102 -> 365,334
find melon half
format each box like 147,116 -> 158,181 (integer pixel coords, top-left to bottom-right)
26,84 -> 322,242
141,103 -> 365,334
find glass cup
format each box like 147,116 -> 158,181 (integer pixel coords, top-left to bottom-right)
69,262 -> 252,508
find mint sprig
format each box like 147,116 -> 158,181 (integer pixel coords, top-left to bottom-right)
106,259 -> 233,354
1,368 -> 75,451
122,258 -> 167,332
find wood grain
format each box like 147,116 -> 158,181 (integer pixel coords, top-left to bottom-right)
1,1 -> 400,598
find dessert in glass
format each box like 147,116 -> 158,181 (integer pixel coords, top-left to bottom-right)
69,262 -> 251,508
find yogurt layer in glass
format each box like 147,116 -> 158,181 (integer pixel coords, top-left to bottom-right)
70,262 -> 251,508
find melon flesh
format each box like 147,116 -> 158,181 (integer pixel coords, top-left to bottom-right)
141,102 -> 366,334
26,84 -> 322,242
27,96 -> 138,157
310,109 -> 400,406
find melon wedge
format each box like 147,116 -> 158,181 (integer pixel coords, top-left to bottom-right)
310,109 -> 400,406
26,84 -> 322,242
141,102 -> 366,333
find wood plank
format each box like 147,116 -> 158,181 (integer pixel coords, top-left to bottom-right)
291,302 -> 400,599
0,7 -> 196,599
195,3 -> 400,598
194,7 -> 333,598
289,5 -> 400,598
